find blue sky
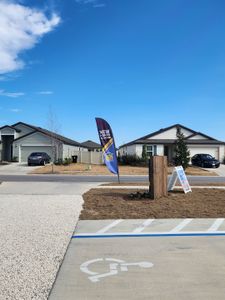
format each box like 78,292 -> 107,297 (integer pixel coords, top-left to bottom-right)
0,0 -> 225,146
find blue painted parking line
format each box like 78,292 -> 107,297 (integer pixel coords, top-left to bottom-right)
72,231 -> 225,239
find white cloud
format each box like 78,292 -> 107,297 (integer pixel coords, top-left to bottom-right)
75,0 -> 105,8
0,1 -> 60,74
37,90 -> 53,95
0,89 -> 25,98
9,108 -> 22,113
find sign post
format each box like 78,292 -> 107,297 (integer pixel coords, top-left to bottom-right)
149,156 -> 168,199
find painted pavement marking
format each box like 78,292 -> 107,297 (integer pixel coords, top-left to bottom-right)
80,258 -> 154,282
133,219 -> 154,233
73,219 -> 225,239
207,218 -> 225,232
97,219 -> 123,234
170,218 -> 193,232
73,231 -> 225,239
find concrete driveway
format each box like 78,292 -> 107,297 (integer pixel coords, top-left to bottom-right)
0,162 -> 42,175
204,164 -> 225,176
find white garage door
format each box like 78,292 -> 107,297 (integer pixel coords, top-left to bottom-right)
189,146 -> 219,159
20,146 -> 53,162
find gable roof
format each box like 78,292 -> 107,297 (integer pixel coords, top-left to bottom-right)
184,132 -> 216,140
81,140 -> 102,149
12,122 -> 86,147
119,124 -> 225,148
0,125 -> 21,132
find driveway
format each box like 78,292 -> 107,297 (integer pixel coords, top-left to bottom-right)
204,164 -> 225,177
0,162 -> 43,175
0,181 -> 100,300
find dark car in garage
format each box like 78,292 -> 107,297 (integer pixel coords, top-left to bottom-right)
28,152 -> 51,166
191,154 -> 220,168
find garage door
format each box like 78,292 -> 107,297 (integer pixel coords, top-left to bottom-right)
189,146 -> 219,160
20,146 -> 53,162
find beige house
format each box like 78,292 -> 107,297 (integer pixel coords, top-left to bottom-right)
119,124 -> 225,162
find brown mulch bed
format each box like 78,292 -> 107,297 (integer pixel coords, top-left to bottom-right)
31,163 -> 217,176
80,188 -> 225,219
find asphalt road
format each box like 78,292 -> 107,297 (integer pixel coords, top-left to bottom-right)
0,174 -> 224,184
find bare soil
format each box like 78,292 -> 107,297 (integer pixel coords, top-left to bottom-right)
31,163 -> 217,176
101,182 -> 225,186
80,188 -> 225,219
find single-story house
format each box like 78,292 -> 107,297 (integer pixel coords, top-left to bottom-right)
0,122 -> 88,163
119,124 -> 225,162
81,140 -> 102,152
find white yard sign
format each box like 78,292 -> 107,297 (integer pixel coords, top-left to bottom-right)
168,166 -> 192,193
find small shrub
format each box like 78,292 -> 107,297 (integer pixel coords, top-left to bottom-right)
12,156 -> 18,162
63,157 -> 72,165
118,154 -> 147,166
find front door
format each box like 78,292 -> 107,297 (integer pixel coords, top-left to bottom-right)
2,135 -> 14,161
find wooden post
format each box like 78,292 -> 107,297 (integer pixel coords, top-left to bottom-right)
149,156 -> 168,199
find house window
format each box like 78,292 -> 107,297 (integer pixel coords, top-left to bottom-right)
146,145 -> 157,157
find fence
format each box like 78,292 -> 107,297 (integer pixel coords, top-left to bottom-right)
72,151 -> 104,165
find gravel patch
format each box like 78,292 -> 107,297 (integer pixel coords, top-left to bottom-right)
0,194 -> 83,300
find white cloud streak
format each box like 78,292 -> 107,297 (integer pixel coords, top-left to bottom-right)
0,89 -> 25,98
9,108 -> 22,113
0,1 -> 60,74
75,0 -> 105,8
37,90 -> 54,95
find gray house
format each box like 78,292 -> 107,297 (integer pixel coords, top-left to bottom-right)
119,124 -> 225,162
0,122 -> 88,163
81,140 -> 102,152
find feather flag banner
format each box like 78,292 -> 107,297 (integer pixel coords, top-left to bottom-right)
95,118 -> 119,178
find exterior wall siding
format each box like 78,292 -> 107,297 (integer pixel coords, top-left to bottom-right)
119,144 -> 164,158
189,134 -> 207,140
62,145 -> 81,159
148,127 -> 193,140
13,123 -> 34,138
219,145 -> 225,162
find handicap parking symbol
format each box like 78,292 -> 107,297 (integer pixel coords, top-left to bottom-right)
80,258 -> 154,283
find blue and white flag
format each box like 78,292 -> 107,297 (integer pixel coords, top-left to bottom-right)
95,118 -> 119,175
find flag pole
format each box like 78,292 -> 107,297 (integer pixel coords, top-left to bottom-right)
117,166 -> 120,184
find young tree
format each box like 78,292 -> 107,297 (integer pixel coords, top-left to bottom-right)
47,107 -> 61,173
142,145 -> 148,161
174,127 -> 190,169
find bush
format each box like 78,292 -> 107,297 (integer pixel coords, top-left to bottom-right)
12,156 -> 18,162
63,157 -> 72,165
118,154 -> 147,166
